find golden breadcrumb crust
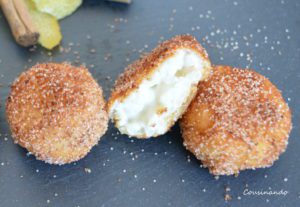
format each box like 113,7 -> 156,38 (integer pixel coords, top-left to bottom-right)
180,65 -> 292,175
6,63 -> 108,164
108,35 -> 211,110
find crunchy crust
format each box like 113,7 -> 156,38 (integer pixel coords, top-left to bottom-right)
6,63 -> 108,164
107,35 -> 211,111
180,65 -> 292,175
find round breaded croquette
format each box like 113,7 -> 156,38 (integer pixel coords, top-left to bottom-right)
108,35 -> 212,138
6,63 -> 108,164
180,65 -> 292,175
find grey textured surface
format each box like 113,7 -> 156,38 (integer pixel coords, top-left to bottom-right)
0,0 -> 299,206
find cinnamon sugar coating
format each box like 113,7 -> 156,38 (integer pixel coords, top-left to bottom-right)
6,63 -> 108,164
180,65 -> 292,175
108,34 -> 211,110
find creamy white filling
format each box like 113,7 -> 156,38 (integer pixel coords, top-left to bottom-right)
110,49 -> 205,137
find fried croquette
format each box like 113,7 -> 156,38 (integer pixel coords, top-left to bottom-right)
180,65 -> 292,175
108,35 -> 212,138
6,63 -> 108,164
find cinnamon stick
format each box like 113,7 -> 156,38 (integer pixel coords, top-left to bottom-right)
0,0 -> 39,47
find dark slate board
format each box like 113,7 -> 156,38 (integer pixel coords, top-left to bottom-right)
0,0 -> 299,206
